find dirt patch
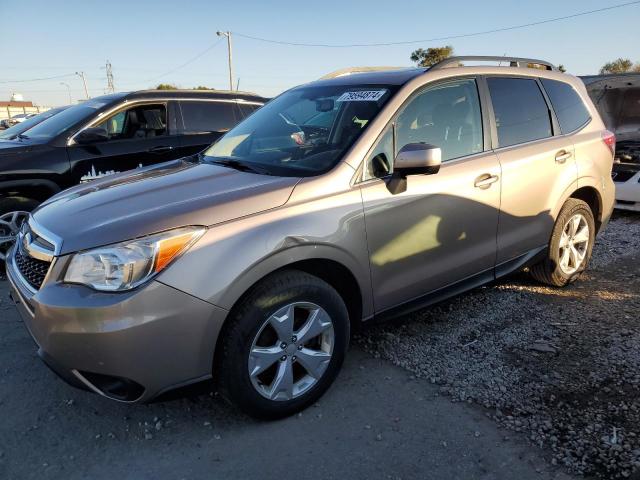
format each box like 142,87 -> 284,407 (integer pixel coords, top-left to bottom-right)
357,212 -> 640,478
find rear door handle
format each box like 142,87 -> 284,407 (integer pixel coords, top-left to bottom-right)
555,150 -> 572,163
474,173 -> 499,189
148,146 -> 174,154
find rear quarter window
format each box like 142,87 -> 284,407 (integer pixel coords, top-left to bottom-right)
180,101 -> 237,133
541,79 -> 591,134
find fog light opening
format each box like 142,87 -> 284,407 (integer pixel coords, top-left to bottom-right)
78,371 -> 145,402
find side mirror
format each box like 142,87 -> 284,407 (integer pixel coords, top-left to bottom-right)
75,127 -> 109,144
394,143 -> 442,177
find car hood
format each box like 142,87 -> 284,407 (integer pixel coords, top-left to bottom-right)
582,73 -> 640,143
0,138 -> 35,153
33,159 -> 300,254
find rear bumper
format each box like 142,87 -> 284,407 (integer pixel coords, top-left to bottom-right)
6,247 -> 229,402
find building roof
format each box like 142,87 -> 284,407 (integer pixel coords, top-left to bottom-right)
0,100 -> 34,108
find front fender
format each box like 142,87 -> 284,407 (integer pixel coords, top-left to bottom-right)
156,187 -> 373,319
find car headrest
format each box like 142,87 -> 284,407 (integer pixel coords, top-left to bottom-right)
143,109 -> 165,130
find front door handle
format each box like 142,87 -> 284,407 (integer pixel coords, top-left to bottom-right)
474,173 -> 499,189
555,150 -> 572,164
148,145 -> 174,154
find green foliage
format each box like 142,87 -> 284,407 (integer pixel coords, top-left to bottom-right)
155,84 -> 216,90
410,46 -> 454,67
599,58 -> 639,74
557,64 -> 567,73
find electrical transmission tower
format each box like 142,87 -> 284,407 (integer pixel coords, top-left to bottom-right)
105,60 -> 115,93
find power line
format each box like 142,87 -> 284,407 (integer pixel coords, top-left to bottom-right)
147,38 -> 224,82
0,72 -> 76,84
233,1 -> 640,48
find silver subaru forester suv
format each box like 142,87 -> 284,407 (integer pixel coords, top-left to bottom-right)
7,56 -> 615,418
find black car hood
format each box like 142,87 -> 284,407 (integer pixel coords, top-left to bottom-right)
33,159 -> 300,255
0,139 -> 33,154
0,136 -> 48,154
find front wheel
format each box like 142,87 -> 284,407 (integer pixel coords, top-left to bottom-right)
217,270 -> 350,419
530,198 -> 595,287
0,197 -> 39,262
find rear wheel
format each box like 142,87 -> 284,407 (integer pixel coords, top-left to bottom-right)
0,197 -> 38,262
217,270 -> 349,419
530,198 -> 595,287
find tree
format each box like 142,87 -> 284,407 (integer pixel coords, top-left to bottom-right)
599,58 -> 636,74
193,86 -> 215,90
156,83 -> 178,90
410,46 -> 454,67
558,64 -> 567,73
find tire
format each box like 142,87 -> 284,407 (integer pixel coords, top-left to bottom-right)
530,198 -> 595,287
0,197 -> 39,262
217,270 -> 350,419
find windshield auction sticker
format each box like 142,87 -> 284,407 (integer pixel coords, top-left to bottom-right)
336,90 -> 387,102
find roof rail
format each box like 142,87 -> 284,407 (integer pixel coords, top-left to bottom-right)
320,66 -> 408,79
430,56 -> 557,71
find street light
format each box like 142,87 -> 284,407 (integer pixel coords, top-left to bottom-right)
75,71 -> 90,99
216,31 -> 234,91
60,82 -> 72,104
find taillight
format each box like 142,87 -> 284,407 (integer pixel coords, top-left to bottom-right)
602,130 -> 616,155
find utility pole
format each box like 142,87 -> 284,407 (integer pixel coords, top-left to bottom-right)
75,71 -> 90,99
216,31 -> 234,91
105,60 -> 115,93
60,82 -> 72,104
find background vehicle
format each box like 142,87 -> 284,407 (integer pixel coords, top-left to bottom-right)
0,106 -> 69,140
583,73 -> 640,211
0,89 -> 266,259
6,57 -> 614,419
0,113 -> 35,129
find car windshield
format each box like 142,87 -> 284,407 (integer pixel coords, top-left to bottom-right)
202,84 -> 396,176
0,106 -> 68,140
18,98 -> 115,141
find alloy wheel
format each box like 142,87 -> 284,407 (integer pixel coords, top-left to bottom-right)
558,213 -> 590,275
0,211 -> 29,262
248,302 -> 335,401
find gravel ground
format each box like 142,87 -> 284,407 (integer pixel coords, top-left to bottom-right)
0,309 -> 570,480
357,212 -> 640,479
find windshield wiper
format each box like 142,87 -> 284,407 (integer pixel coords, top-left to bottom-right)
16,133 -> 30,140
209,158 -> 271,175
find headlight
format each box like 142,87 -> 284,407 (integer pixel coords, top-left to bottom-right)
64,226 -> 205,291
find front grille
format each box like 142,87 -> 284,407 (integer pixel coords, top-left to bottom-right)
14,247 -> 51,290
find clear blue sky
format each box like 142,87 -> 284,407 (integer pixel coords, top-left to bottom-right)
1,0 -> 639,106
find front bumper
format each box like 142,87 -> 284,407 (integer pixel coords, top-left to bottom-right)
6,247 -> 229,402
614,172 -> 640,212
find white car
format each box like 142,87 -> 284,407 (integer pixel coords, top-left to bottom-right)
583,74 -> 640,212
0,113 -> 35,129
612,141 -> 640,211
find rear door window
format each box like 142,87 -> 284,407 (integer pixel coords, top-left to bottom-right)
179,101 -> 237,134
487,78 -> 552,148
541,79 -> 591,133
